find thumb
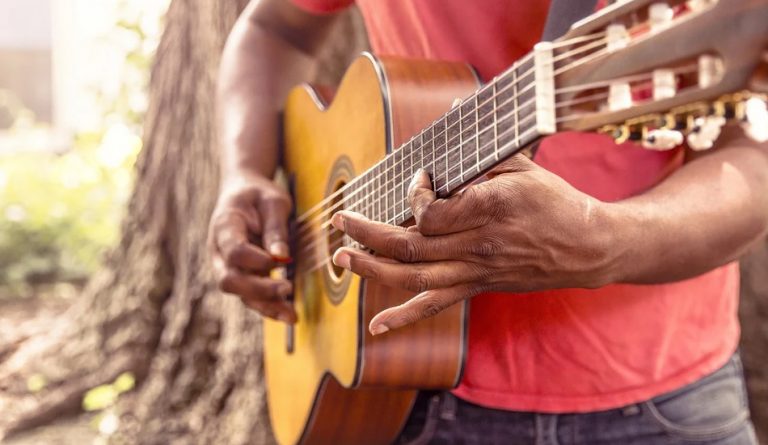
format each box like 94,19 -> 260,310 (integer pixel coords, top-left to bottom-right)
259,192 -> 292,259
487,153 -> 537,178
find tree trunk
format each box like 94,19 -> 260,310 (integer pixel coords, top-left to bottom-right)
0,1 -> 367,443
1,1 -> 767,444
739,242 -> 768,445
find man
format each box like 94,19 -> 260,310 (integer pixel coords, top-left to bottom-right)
208,0 -> 767,443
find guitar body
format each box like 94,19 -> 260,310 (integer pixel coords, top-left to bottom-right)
264,54 -> 479,445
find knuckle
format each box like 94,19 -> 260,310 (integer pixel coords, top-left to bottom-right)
419,296 -> 444,319
222,242 -> 246,266
218,272 -> 239,294
391,236 -> 421,263
405,268 -> 432,292
416,208 -> 438,234
469,236 -> 503,258
354,258 -> 380,280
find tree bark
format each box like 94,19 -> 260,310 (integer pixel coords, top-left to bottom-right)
1,1 -> 767,444
0,1 -> 367,443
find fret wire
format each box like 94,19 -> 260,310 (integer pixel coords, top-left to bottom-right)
306,103 -> 540,246
493,81 -> 499,161
300,65 -> 539,229
458,104 -> 465,183
474,95 -> 480,173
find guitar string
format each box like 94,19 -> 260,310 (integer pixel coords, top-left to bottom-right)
294,62 -> 668,252
293,86 -> 539,255
296,60 -> 700,268
294,96 -> 541,259
292,37 -> 599,240
294,32 -> 608,226
292,33 -> 680,256
301,124 -> 543,274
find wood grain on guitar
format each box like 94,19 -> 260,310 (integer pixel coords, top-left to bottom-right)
264,1 -> 768,444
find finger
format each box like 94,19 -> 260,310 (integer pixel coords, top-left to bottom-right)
407,169 -> 437,230
218,268 -> 293,302
212,212 -> 275,273
485,153 -> 537,178
242,299 -> 297,324
405,173 -> 501,236
368,283 -> 485,334
259,191 -> 292,260
332,247 -> 486,292
330,211 -> 469,262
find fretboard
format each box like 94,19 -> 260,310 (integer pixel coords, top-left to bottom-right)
344,48 -> 553,226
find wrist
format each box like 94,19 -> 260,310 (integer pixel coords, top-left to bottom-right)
587,200 -> 645,287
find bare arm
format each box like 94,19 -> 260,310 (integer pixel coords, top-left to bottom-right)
607,128 -> 768,283
217,0 -> 339,181
210,0 -> 342,322
330,129 -> 768,334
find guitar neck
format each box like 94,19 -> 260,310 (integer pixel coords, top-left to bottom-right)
344,47 -> 555,226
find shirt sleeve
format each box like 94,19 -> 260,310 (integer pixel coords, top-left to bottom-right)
290,0 -> 354,14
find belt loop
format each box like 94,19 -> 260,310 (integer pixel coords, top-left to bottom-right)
439,393 -> 458,421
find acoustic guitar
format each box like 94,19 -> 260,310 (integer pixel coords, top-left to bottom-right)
264,0 -> 768,443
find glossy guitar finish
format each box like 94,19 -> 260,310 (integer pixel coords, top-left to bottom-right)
264,54 -> 478,445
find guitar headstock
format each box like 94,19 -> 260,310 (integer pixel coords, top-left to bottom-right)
549,0 -> 768,149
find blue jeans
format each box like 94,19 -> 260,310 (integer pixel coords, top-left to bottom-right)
398,353 -> 757,444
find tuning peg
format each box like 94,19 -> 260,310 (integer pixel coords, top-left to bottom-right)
653,69 -> 677,100
698,55 -> 724,89
606,24 -> 630,52
643,128 -> 684,150
742,97 -> 768,143
687,0 -> 716,11
649,3 -> 674,33
686,116 -> 726,151
609,82 -> 632,111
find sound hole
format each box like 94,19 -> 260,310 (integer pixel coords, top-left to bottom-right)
327,180 -> 346,281
322,155 -> 354,305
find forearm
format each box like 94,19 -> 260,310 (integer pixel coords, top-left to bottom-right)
216,1 -> 329,184
606,129 -> 768,284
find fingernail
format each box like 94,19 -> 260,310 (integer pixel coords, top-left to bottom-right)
332,250 -> 351,269
331,212 -> 345,231
370,324 -> 390,336
277,313 -> 294,324
269,241 -> 289,258
271,255 -> 293,264
277,282 -> 293,297
407,169 -> 423,194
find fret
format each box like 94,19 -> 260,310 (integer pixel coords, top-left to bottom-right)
365,170 -> 376,220
393,147 -> 404,222
513,65 -> 520,151
443,105 -> 461,193
474,95 -> 480,173
477,84 -> 497,171
459,100 -> 477,179
402,140 -> 413,197
385,152 -> 394,224
422,127 -> 433,177
377,162 -> 384,222
433,115 -> 448,194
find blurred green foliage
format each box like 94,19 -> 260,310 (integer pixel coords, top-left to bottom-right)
0,130 -> 139,289
0,0 -> 167,295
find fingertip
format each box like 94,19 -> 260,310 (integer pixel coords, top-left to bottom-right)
369,324 -> 390,336
331,212 -> 346,231
268,241 -> 290,258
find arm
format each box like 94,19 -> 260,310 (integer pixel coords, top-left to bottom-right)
329,129 -> 768,334
210,0 -> 341,322
608,128 -> 768,283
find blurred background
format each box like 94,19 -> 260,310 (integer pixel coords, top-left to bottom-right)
0,1 -> 765,444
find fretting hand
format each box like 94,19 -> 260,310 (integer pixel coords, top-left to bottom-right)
331,155 -> 621,335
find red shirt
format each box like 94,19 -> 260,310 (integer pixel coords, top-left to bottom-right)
290,0 -> 740,412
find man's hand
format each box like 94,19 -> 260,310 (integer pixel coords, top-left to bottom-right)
208,175 -> 297,323
331,155 -> 620,335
